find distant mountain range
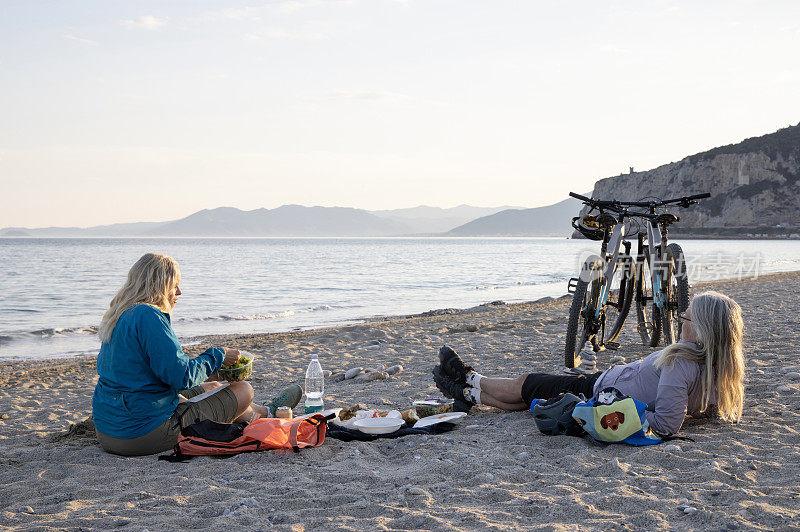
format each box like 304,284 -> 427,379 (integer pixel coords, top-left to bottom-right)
371,205 -> 518,234
446,198 -> 582,236
6,123 -> 798,239
1,202 -> 583,237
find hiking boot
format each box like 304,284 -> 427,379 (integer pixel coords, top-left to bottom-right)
265,384 -> 303,417
432,364 -> 473,413
438,345 -> 473,387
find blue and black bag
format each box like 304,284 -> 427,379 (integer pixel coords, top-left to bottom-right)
570,387 -> 663,446
532,387 -> 691,446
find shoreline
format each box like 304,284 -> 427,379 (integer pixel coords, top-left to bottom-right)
1,270 -> 799,530
2,269 -> 795,372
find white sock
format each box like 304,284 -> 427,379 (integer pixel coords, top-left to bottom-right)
464,387 -> 482,404
465,371 -> 484,390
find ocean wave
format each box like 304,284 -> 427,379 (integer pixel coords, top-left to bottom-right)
764,258 -> 800,265
175,310 -> 296,323
300,304 -> 333,312
0,326 -> 98,345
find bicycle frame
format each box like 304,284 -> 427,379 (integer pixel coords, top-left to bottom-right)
645,219 -> 665,309
595,221 -> 627,319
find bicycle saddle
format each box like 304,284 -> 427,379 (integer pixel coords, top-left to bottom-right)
655,213 -> 679,225
596,213 -> 618,227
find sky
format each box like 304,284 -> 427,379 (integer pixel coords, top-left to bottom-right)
1,0 -> 799,228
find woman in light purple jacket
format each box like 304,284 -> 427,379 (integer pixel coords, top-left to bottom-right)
433,291 -> 744,436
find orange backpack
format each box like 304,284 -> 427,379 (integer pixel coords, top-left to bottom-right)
160,414 -> 329,460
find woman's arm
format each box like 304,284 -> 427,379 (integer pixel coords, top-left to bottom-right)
645,361 -> 695,435
136,307 -> 224,390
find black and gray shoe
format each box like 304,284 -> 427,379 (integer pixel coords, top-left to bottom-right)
432,364 -> 474,413
438,345 -> 474,387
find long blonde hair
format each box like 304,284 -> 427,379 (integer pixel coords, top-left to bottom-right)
98,253 -> 180,343
655,291 -> 745,423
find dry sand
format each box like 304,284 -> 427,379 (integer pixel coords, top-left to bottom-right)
1,271 -> 799,531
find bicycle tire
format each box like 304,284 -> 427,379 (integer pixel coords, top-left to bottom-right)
635,247 -> 662,347
604,254 -> 635,343
565,258 -> 602,368
661,243 -> 690,345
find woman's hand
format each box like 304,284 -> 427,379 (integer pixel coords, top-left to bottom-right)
222,348 -> 241,367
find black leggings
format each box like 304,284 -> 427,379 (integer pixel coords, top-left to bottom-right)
520,372 -> 603,407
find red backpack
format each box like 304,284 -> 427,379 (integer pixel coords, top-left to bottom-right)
160,414 -> 329,460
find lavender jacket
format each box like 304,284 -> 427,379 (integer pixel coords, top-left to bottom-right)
592,341 -> 715,435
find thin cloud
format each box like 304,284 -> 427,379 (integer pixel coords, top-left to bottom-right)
197,1 -> 358,24
324,91 -> 409,101
63,34 -> 99,46
122,15 -> 166,30
277,0 -> 357,14
217,7 -> 262,22
595,43 -> 629,55
245,25 -> 333,41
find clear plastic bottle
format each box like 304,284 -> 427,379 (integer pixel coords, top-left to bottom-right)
304,354 -> 324,414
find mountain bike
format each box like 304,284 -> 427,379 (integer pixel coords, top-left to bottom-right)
564,192 -> 710,368
628,194 -> 708,347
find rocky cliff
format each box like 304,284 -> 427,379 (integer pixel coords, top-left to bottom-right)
588,123 -> 800,236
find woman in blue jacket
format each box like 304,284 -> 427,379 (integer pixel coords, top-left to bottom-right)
92,253 -> 301,456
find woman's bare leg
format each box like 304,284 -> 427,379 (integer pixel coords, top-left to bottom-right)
227,381 -> 268,422
478,374 -> 529,404
477,392 -> 528,411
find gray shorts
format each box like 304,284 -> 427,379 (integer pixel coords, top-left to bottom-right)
96,385 -> 239,456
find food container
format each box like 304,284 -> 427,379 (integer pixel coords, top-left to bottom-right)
217,353 -> 253,382
412,399 -> 454,418
276,406 -> 293,419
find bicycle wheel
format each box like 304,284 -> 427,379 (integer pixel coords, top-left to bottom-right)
565,257 -> 602,368
661,243 -> 690,345
635,247 -> 662,347
604,254 -> 635,344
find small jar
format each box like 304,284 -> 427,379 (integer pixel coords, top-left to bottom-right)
276,406 -> 293,419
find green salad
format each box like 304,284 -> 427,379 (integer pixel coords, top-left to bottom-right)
219,355 -> 252,381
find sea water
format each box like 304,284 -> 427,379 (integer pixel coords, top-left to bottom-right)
1,237 -> 798,361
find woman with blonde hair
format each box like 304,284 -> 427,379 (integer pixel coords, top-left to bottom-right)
433,291 -> 744,436
93,253 -> 302,456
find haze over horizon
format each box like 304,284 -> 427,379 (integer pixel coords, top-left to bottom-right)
2,0 -> 799,228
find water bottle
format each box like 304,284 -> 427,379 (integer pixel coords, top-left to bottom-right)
304,354 -> 324,414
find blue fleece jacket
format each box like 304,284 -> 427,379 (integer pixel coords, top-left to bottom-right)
92,304 -> 224,439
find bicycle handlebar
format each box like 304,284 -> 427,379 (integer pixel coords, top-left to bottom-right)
568,191 -> 710,210
568,192 -> 620,208
569,191 -> 590,202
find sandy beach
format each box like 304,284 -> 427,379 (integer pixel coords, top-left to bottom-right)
1,271 -> 799,531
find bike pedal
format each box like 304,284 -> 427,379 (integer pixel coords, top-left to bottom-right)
605,341 -> 620,351
567,277 -> 580,294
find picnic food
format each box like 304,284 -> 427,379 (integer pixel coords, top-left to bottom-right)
412,399 -> 454,418
217,355 -> 253,382
401,408 -> 419,425
338,404 -> 368,421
